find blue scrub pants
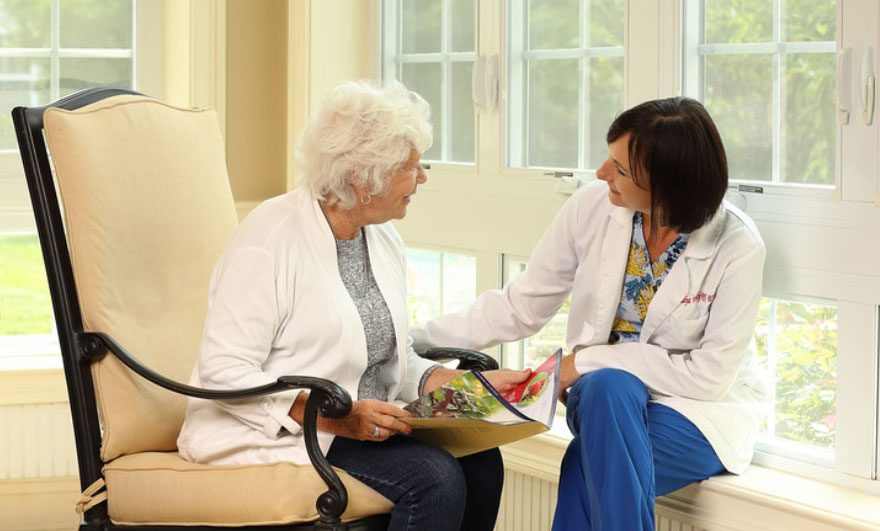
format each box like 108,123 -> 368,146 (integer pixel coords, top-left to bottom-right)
552,368 -> 725,531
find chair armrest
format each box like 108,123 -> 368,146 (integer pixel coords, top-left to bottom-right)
77,331 -> 352,525
420,347 -> 499,371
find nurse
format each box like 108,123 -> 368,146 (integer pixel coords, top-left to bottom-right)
411,97 -> 767,530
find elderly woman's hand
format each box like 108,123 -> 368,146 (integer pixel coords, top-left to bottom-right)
328,399 -> 414,441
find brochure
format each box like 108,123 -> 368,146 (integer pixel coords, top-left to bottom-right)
403,348 -> 563,457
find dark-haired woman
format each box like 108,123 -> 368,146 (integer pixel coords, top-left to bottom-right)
411,97 -> 767,530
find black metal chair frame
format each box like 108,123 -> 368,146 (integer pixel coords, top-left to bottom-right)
12,87 -> 498,531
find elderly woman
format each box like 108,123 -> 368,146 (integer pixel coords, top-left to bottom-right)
177,80 -> 528,531
411,98 -> 767,530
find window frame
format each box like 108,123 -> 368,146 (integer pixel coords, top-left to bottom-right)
680,0 -> 839,201
381,0 -> 479,166
0,0 -> 163,362
405,244 -> 479,327
505,0 -> 625,173
0,0 -> 163,209
384,0 -> 880,489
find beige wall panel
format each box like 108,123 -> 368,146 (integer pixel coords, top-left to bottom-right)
308,0 -> 379,109
226,0 -> 288,201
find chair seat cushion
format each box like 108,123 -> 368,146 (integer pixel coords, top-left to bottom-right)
103,452 -> 393,526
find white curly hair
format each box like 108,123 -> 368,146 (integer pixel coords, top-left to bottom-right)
298,80 -> 433,210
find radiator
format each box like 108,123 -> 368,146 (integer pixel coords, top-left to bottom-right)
495,469 -> 709,531
0,403 -> 77,480
496,469 -> 558,531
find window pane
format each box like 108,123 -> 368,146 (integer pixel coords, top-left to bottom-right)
401,62 -> 442,161
449,61 -> 475,163
508,1 -> 624,171
406,249 -> 441,326
587,56 -> 623,169
520,299 -> 569,369
441,253 -> 476,313
528,0 -> 579,50
406,248 -> 476,327
401,0 -> 441,54
0,0 -> 51,48
0,57 -> 50,149
754,299 -> 838,451
60,57 -> 132,96
449,0 -> 474,53
504,259 -> 569,370
528,59 -> 579,168
783,0 -> 836,42
704,54 -> 773,181
782,52 -> 835,185
0,235 -> 53,336
704,0 -> 773,43
60,0 -> 132,49
588,0 -> 624,47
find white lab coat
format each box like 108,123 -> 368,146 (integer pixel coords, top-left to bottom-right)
411,180 -> 767,473
178,187 -> 438,466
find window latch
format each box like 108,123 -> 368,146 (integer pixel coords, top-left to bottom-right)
543,171 -> 574,178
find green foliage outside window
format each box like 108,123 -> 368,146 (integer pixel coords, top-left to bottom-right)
0,234 -> 53,336
754,298 -> 838,449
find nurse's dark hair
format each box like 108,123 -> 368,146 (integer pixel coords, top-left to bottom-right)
606,97 -> 728,235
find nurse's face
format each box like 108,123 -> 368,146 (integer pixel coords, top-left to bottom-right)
596,133 -> 652,214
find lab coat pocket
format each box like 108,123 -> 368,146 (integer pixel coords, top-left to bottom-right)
664,312 -> 710,349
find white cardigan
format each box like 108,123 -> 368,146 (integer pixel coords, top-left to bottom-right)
411,180 -> 767,473
178,188 -> 437,466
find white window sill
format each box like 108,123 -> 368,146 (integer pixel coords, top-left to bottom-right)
501,423 -> 880,530
0,338 -> 65,405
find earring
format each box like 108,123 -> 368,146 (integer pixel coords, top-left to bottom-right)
360,195 -> 371,205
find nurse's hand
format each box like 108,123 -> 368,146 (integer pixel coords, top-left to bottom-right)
557,353 -> 581,405
481,369 -> 532,395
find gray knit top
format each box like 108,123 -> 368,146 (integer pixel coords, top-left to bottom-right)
335,230 -> 397,401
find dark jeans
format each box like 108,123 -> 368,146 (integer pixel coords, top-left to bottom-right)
326,435 -> 504,531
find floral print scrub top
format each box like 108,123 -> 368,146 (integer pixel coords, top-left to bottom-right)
609,212 -> 690,345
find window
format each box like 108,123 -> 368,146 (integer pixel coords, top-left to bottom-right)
507,0 -> 625,170
383,0 -> 880,488
0,0 -> 156,360
682,0 -> 837,186
406,248 -> 477,326
501,257 -> 570,370
0,0 -> 135,150
754,298 -> 838,464
382,0 -> 477,163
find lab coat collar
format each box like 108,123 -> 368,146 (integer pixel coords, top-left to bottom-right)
608,200 -> 727,261
640,203 -> 729,339
601,200 -> 728,341
682,202 -> 727,261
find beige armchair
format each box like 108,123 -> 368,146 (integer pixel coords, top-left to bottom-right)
13,88 -> 396,529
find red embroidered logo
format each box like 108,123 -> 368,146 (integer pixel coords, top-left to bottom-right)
681,293 -> 715,304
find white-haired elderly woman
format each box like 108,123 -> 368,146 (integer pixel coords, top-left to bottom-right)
177,80 -> 529,531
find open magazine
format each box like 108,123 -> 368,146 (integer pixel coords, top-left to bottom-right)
403,348 -> 563,457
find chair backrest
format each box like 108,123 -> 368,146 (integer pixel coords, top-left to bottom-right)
37,93 -> 237,461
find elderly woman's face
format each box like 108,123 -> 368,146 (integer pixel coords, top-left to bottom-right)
367,147 -> 426,221
596,133 -> 652,213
